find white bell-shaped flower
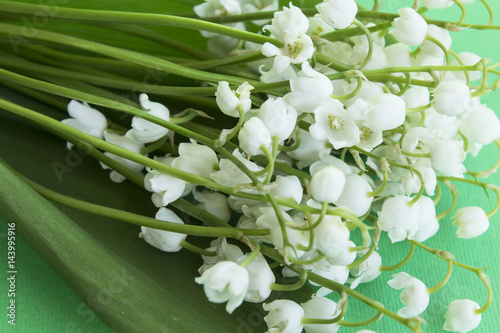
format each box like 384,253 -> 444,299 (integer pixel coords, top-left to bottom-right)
459,103 -> 500,145
194,190 -> 231,223
263,3 -> 309,41
387,272 -> 430,318
62,100 -> 107,148
237,254 -> 275,303
353,42 -> 387,70
429,140 -> 466,177
194,0 -> 241,19
263,300 -> 304,333
284,62 -> 334,114
310,265 -> 349,296
200,238 -> 245,271
326,240 -> 357,266
238,117 -> 273,156
139,208 -> 187,252
310,165 -> 346,203
384,43 -> 413,67
261,34 -> 315,73
421,0 -> 453,9
195,261 -> 249,314
310,98 -> 360,149
432,80 -> 470,116
315,0 -> 358,29
211,149 -> 264,186
403,86 -> 431,108
390,8 -> 428,46
443,299 -> 482,332
302,297 -> 341,333
171,142 -> 218,178
144,172 -> 186,207
314,215 -> 351,259
270,175 -> 303,208
287,129 -> 331,169
452,206 -> 489,239
452,52 -> 483,81
259,97 -> 297,142
100,131 -> 145,183
350,250 -> 382,289
126,94 -> 170,144
365,93 -> 407,131
420,24 -> 452,57
333,173 -> 373,217
215,81 -> 254,117
377,195 -> 420,242
414,196 -> 439,242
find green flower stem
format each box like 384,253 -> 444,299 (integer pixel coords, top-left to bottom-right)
479,0 -> 495,25
301,293 -> 347,325
270,269 -> 307,292
181,50 -> 265,70
218,106 -> 245,146
200,8 -> 317,24
331,76 -> 363,101
467,140 -> 500,179
0,23 -> 261,86
409,169 -> 425,206
352,18 -> 373,70
314,52 -> 353,72
238,239 -> 261,268
338,311 -> 383,327
0,50 -> 217,97
476,272 -> 492,314
448,49 -> 471,85
101,24 -> 216,60
368,169 -> 388,197
278,128 -> 301,152
380,243 -> 416,272
140,136 -> 169,155
486,189 -> 500,218
427,259 -> 454,295
180,240 -> 217,256
433,184 -> 443,205
288,252 -> 325,266
406,103 -> 432,114
395,73 -> 412,96
263,137 -> 280,184
266,192 -> 292,258
347,240 -> 377,270
320,22 -> 393,43
296,230 -> 316,253
437,175 -> 500,191
436,182 -> 458,221
292,202 -> 328,231
401,150 -> 431,158
0,80 -> 69,112
8,167 -> 268,238
451,0 -> 467,26
0,1 -> 278,45
471,59 -> 490,97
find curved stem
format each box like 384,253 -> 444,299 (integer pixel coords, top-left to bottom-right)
352,19 -> 373,70
380,243 -> 416,271
427,259 -> 454,294
338,311 -> 383,327
301,293 -> 347,325
270,269 -> 307,291
180,240 -> 217,256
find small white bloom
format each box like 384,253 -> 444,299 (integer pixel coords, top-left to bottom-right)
353,42 -> 387,70
194,0 -> 241,18
429,140 -> 466,177
310,265 -> 349,296
270,175 -> 303,208
211,149 -> 264,186
421,0 -> 453,9
144,165 -> 186,208
126,94 -> 170,144
432,80 -> 470,116
139,208 -> 186,252
261,34 -> 315,73
215,81 -> 254,117
377,195 -> 420,242
195,261 -> 249,314
387,272 -> 430,318
62,100 -> 107,148
420,24 -> 452,57
310,165 -> 346,203
443,299 -> 482,332
200,238 -> 245,271
384,43 -> 413,68
390,8 -> 428,46
316,0 -> 358,29
239,0 -> 278,25
414,196 -> 439,242
314,215 -> 351,259
194,190 -> 231,223
452,206 -> 489,239
365,94 -> 407,131
451,52 -> 483,81
263,300 -> 304,333
238,117 -> 273,156
350,251 -> 382,289
171,142 -> 218,178
259,97 -> 297,142
284,62 -> 334,114
263,3 -> 309,41
100,131 -> 145,183
402,86 -> 431,108
459,103 -> 500,145
334,173 -> 373,217
310,98 -> 360,149
302,297 -> 341,333
237,254 -> 275,303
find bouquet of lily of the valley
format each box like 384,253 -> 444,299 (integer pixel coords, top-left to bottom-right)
1,0 -> 500,332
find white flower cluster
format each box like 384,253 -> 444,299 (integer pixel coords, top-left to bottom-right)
59,1 -> 498,332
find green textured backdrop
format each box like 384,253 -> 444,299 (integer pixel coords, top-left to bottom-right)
1,0 -> 500,332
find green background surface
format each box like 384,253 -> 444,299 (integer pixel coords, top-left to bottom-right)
1,0 -> 500,332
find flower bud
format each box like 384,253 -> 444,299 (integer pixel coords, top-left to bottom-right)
432,81 -> 471,116
377,195 -> 420,242
126,94 -> 170,144
215,81 -> 254,117
139,208 -> 187,252
387,272 -> 430,318
430,140 -> 466,177
443,299 -> 482,332
452,206 -> 489,239
263,300 -> 304,333
315,0 -> 358,29
365,94 -> 406,131
420,24 -> 452,57
302,297 -> 341,333
237,254 -> 275,303
314,215 -> 350,259
238,117 -> 273,156
310,165 -> 346,203
259,97 -> 297,142
390,8 -> 428,46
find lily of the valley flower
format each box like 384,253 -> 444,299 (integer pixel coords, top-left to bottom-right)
432,80 -> 471,116
302,297 -> 342,333
259,97 -> 297,142
421,0 -> 453,9
452,206 -> 490,239
171,142 -> 219,178
420,24 -> 452,57
390,8 -> 428,46
314,215 -> 351,259
139,208 -> 187,252
315,0 -> 358,29
237,254 -> 275,303
193,190 -> 232,223
387,272 -> 430,318
443,299 -> 482,332
126,94 -> 170,144
238,117 -> 273,156
195,261 -> 249,314
263,300 -> 304,333
62,100 -> 107,148
377,195 -> 420,242
310,165 -> 346,203
215,81 -> 254,117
